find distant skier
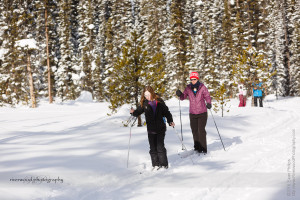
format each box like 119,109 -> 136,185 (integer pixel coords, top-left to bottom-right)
237,81 -> 247,107
176,72 -> 212,154
252,78 -> 265,107
130,86 -> 175,170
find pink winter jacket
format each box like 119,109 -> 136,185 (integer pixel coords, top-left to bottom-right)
180,83 -> 212,114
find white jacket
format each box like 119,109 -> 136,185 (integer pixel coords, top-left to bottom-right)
238,84 -> 247,96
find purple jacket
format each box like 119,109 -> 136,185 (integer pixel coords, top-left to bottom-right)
180,83 -> 212,114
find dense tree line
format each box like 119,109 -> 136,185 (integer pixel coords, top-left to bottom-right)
0,0 -> 299,109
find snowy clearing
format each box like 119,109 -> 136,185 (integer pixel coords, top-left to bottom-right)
0,95 -> 299,200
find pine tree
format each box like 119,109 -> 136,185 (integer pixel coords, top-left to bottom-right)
56,0 -> 80,101
139,0 -> 169,98
289,0 -> 300,95
192,0 -> 209,81
0,2 -> 28,105
233,45 -> 272,96
30,0 -> 58,103
183,0 -> 198,80
108,31 -> 165,125
94,0 -> 112,101
166,0 -> 189,90
16,39 -> 38,108
0,1 -> 7,106
231,0 -> 247,58
77,0 -> 96,95
108,31 -> 149,112
103,0 -> 134,101
220,0 -> 235,96
213,83 -> 230,117
275,0 -> 292,96
200,0 -> 223,96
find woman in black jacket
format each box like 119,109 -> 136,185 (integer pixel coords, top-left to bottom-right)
130,86 -> 175,170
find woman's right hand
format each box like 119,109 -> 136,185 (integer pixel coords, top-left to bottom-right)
176,89 -> 182,97
130,108 -> 135,114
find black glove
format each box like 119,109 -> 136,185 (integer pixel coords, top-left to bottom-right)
206,103 -> 212,109
176,89 -> 182,97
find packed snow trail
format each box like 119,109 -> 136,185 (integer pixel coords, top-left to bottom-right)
0,95 -> 299,200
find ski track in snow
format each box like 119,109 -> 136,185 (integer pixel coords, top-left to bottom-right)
0,95 -> 299,200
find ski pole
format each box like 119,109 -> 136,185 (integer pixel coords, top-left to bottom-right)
179,99 -> 184,150
125,115 -> 134,126
209,109 -> 226,151
173,127 -> 194,165
127,116 -> 137,168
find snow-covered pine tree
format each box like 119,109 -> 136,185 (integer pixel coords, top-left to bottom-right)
77,0 -> 96,96
268,0 -> 291,97
136,1 -> 167,99
200,0 -> 223,97
289,0 -> 300,95
275,0 -> 292,96
103,0 -> 133,100
290,21 -> 300,95
108,31 -> 165,125
30,0 -> 58,103
16,39 -> 38,108
0,2 -> 32,106
266,0 -> 282,97
220,0 -> 235,96
109,0 -> 133,57
192,0 -> 209,81
166,0 -> 189,91
89,0 -> 107,101
139,0 -> 169,98
108,31 -> 148,124
233,45 -> 272,96
183,0 -> 198,84
231,0 -> 246,58
94,0 -> 112,101
56,0 -> 80,101
0,1 -> 7,106
32,0 -> 49,102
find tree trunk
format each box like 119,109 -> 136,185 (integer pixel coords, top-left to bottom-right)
27,53 -> 36,108
134,79 -> 142,127
45,6 -> 53,103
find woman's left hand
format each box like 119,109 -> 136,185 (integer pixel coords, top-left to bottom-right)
170,122 -> 175,127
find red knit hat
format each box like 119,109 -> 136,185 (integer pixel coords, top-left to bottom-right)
189,72 -> 199,80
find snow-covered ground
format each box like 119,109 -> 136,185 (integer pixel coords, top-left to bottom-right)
0,94 -> 299,200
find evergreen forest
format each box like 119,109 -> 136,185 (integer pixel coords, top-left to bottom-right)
0,0 -> 299,110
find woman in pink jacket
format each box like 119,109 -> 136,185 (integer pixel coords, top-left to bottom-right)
176,72 -> 212,154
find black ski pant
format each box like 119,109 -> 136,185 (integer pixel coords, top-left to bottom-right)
254,96 -> 263,107
148,132 -> 168,167
190,112 -> 208,153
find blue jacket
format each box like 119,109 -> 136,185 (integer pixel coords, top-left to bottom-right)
253,82 -> 263,97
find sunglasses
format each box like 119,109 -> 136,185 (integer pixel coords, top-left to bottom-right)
190,79 -> 197,81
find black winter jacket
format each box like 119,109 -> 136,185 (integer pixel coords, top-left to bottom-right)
132,98 -> 173,134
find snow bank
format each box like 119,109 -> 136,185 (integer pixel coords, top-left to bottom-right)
75,91 -> 93,102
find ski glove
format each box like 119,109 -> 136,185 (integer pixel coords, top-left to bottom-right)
176,89 -> 183,97
206,103 -> 212,109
